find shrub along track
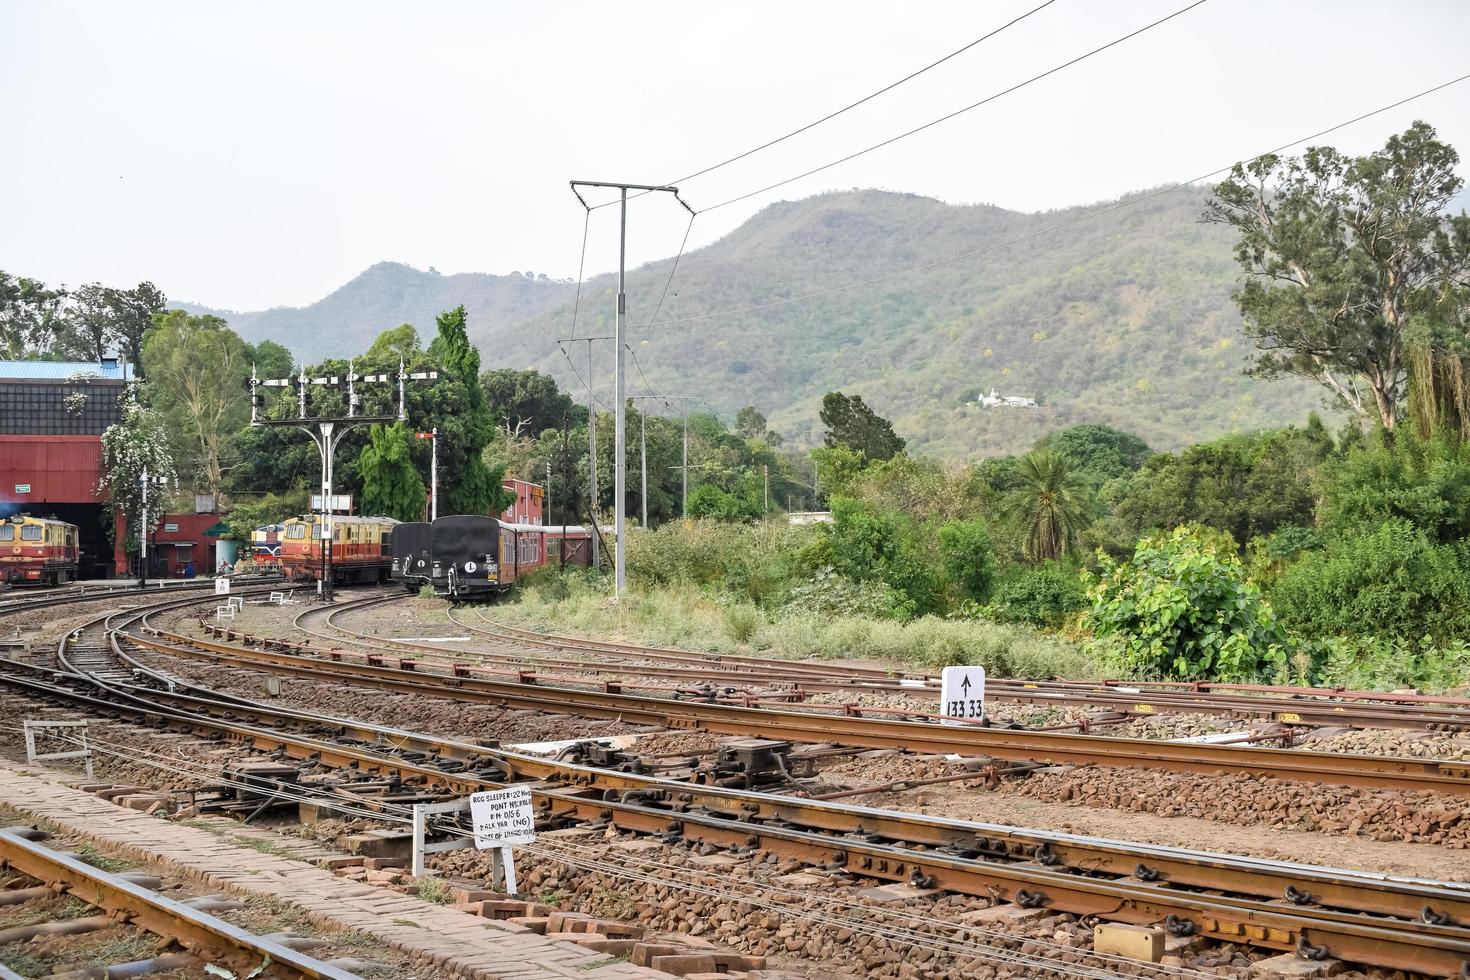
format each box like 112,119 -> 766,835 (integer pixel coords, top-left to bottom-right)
305,594 -> 1470,732
2,595 -> 1470,974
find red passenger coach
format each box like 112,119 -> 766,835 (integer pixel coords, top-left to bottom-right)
0,515 -> 80,585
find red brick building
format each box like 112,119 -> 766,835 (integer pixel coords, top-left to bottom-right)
499,478 -> 545,526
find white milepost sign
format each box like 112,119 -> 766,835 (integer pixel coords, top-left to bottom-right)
214,577 -> 231,595
469,786 -> 535,895
940,665 -> 986,725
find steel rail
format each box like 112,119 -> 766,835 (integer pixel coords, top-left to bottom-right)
464,612 -> 1470,729
129,620 -> 1470,796
276,604 -> 1470,732
10,636 -> 1470,978
74,641 -> 1470,929
0,826 -> 359,979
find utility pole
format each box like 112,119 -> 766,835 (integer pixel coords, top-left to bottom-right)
138,466 -> 148,587
250,358 -> 436,601
571,180 -> 692,598
639,407 -> 647,528
558,336 -> 612,571
415,428 -> 438,520
763,464 -> 769,513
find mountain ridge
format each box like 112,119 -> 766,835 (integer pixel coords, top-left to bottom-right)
181,186 -> 1332,457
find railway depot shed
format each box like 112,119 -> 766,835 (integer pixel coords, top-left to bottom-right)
0,358 -> 131,578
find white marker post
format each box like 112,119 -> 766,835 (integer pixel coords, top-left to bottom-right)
214,577 -> 230,596
469,786 -> 536,894
939,665 -> 986,726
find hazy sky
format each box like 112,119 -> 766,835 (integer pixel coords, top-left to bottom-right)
3,0 -> 1468,312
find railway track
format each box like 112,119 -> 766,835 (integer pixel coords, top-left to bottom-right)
0,825 -> 359,979
141,609 -> 1470,796
297,596 -> 1470,731
2,596 -> 1470,975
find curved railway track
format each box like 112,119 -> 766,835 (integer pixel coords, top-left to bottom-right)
0,826 -> 358,979
292,594 -> 1470,731
151,606 -> 1470,796
8,589 -> 1470,974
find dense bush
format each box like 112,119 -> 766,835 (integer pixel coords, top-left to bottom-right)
805,497 -> 944,618
937,519 -> 995,602
625,520 -> 814,604
986,564 -> 1086,627
783,568 -> 911,620
1269,519 -> 1470,643
1321,438 -> 1470,545
1082,525 -> 1289,681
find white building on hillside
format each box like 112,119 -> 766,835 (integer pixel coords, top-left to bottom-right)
978,388 -> 1037,409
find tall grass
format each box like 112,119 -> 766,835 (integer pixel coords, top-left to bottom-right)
500,567 -> 1097,678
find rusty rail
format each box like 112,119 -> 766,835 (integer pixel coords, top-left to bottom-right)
0,826 -> 358,979
133,621 -> 1470,797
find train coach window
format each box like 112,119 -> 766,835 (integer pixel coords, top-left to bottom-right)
0,525 -> 12,541
20,525 -> 41,541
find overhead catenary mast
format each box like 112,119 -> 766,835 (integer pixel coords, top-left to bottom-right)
569,180 -> 693,598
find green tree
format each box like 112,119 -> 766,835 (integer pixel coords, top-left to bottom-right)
142,310 -> 251,500
223,490 -> 307,542
1035,424 -> 1150,487
358,424 -> 428,522
937,518 -> 995,602
480,367 -> 583,439
735,406 -> 768,440
1205,122 -> 1469,434
820,391 -> 905,460
1001,449 -> 1091,561
1083,525 -> 1290,682
0,271 -> 68,358
428,306 -> 514,516
247,339 -> 295,380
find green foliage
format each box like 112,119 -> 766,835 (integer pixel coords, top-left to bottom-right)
722,603 -> 760,644
223,491 -> 307,542
1322,437 -> 1470,544
687,475 -> 763,523
937,519 -> 995,602
820,391 -> 905,460
1083,525 -> 1289,681
1103,423 -> 1334,549
1311,634 -> 1470,693
428,306 -> 514,517
1000,449 -> 1092,561
734,406 -> 768,440
1205,121 -> 1469,433
1269,519 -> 1470,643
810,497 -> 942,618
626,520 -> 815,605
480,367 -> 585,439
784,568 -> 910,620
142,309 -> 251,499
1035,424 -> 1150,487
358,424 -> 428,522
985,563 -> 1086,628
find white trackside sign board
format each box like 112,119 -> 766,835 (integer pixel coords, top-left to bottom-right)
940,665 -> 986,724
214,578 -> 230,595
470,786 -> 536,848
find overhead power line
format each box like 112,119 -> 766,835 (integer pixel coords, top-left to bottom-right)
643,69 -> 1470,327
699,0 -> 1212,214
591,0 -> 1059,211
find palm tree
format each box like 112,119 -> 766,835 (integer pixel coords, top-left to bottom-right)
1001,449 -> 1092,561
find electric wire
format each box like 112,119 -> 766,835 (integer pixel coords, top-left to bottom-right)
591,0 -> 1060,211
696,0 -> 1211,214
557,342 -> 611,412
645,69 -> 1470,326
568,208 -> 592,340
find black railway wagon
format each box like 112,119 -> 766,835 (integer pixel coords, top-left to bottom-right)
389,522 -> 433,592
431,515 -> 500,598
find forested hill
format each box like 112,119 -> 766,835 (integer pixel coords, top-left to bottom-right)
189,186 -> 1330,457
177,263 -> 575,364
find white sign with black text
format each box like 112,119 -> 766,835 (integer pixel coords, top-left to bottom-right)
940,665 -> 986,725
469,786 -> 536,848
214,577 -> 230,595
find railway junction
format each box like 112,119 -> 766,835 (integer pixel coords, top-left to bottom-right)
0,585 -> 1465,979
